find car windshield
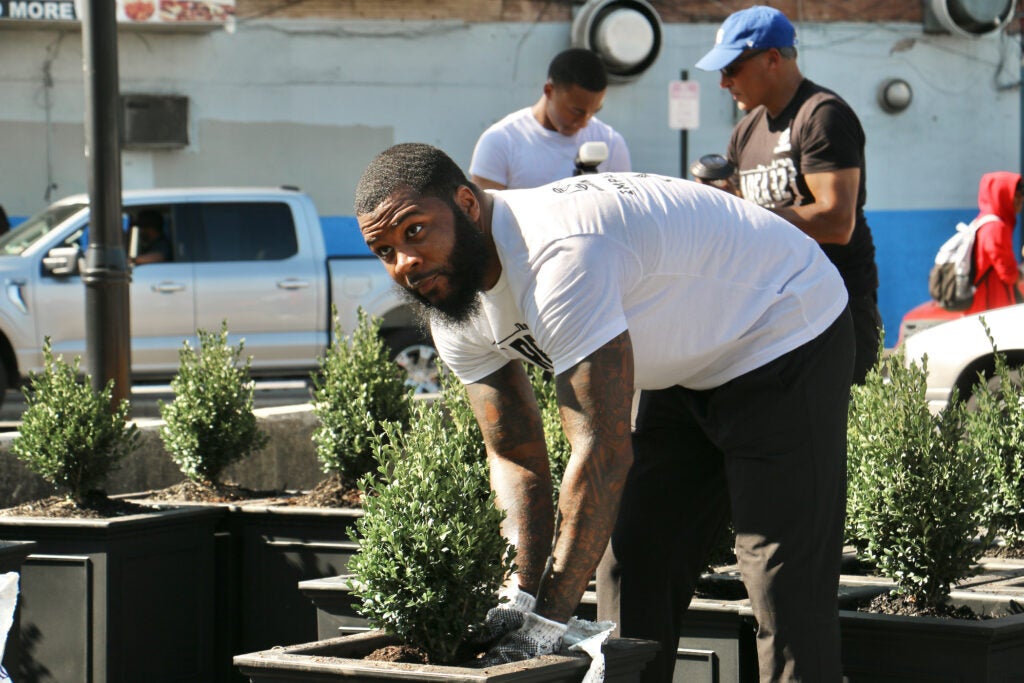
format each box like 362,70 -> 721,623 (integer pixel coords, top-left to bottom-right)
0,202 -> 87,256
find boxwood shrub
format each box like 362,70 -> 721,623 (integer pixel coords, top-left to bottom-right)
12,338 -> 139,506
962,327 -> 1024,549
311,307 -> 412,484
846,347 -> 993,607
160,322 -> 268,486
347,381 -> 514,664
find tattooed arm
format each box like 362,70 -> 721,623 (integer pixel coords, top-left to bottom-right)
466,359 -> 555,598
539,330 -> 634,621
466,331 -> 635,623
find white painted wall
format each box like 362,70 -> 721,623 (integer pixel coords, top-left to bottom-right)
0,17 -> 1017,217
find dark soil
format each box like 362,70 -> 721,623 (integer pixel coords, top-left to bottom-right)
693,564 -> 998,620
0,491 -> 153,519
142,479 -> 283,503
270,474 -> 363,508
365,644 -> 431,663
860,592 -> 983,620
1,474 -> 363,518
139,473 -> 363,508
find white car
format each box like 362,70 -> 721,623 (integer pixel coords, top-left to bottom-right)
901,303 -> 1024,413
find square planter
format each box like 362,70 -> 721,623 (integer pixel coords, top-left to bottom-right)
0,505 -> 220,683
121,492 -> 363,682
840,590 -> 1024,682
302,576 -> 752,683
118,491 -> 249,683
0,540 -> 36,679
298,574 -> 367,640
582,570 -> 887,683
233,503 -> 362,652
577,571 -> 761,683
233,629 -> 659,683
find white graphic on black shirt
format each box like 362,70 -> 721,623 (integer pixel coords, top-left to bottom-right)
772,126 -> 792,154
739,158 -> 797,208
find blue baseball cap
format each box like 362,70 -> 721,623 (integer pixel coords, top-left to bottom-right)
695,6 -> 797,72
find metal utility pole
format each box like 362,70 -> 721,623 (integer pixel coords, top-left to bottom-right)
81,0 -> 131,407
679,69 -> 689,178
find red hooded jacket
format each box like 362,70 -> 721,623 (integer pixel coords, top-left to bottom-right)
966,171 -> 1021,313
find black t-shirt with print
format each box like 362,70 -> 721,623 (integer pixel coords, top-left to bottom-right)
728,79 -> 879,296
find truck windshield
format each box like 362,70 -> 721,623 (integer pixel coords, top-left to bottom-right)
0,203 -> 87,256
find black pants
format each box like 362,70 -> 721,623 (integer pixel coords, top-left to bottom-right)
848,292 -> 882,386
596,308 -> 854,683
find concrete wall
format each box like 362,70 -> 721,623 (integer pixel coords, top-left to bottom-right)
0,404 -> 325,507
0,15 -> 1018,340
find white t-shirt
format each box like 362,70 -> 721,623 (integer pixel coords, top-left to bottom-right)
432,173 -> 849,391
469,107 -> 631,189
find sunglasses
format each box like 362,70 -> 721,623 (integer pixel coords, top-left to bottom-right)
720,49 -> 768,78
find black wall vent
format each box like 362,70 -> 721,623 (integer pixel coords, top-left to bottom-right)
121,94 -> 189,149
923,0 -> 1014,37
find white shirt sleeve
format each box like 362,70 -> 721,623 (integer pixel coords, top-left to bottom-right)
469,127 -> 510,186
604,131 -> 632,173
529,235 -> 634,375
430,316 -> 510,385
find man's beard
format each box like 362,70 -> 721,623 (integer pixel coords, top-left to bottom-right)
399,202 -> 489,328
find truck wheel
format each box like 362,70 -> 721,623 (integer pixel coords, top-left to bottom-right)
384,328 -> 441,395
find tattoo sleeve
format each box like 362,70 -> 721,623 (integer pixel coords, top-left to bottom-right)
466,361 -> 554,596
538,330 -> 635,621
465,332 -> 635,621
536,329 -> 630,618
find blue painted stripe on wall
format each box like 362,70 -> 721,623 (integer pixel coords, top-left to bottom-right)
868,207 -> 976,347
868,207 -> 1023,347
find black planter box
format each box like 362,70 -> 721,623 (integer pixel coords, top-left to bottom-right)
298,574 -> 366,639
300,575 -> 753,683
233,503 -> 362,652
840,590 -> 1024,682
119,494 -> 363,682
0,506 -> 220,683
0,540 -> 36,679
234,629 -> 659,683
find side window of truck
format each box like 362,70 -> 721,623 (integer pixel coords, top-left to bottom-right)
190,202 -> 299,262
125,205 -> 177,265
70,207 -> 176,262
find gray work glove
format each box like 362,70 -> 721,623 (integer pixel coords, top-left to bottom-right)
474,611 -> 568,668
467,585 -> 536,647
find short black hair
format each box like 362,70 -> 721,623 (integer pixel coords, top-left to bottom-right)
548,48 -> 607,93
354,143 -> 472,215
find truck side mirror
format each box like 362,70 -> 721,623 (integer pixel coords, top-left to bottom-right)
42,245 -> 83,277
127,225 -> 139,262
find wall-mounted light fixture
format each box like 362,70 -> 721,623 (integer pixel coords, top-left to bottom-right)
877,78 -> 913,114
571,0 -> 663,83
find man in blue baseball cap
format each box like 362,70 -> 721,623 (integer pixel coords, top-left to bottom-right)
694,4 -> 798,71
695,5 -> 882,390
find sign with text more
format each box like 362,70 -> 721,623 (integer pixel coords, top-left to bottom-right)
0,0 -> 235,25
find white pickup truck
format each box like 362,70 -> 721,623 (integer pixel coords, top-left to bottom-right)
0,186 -> 436,406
